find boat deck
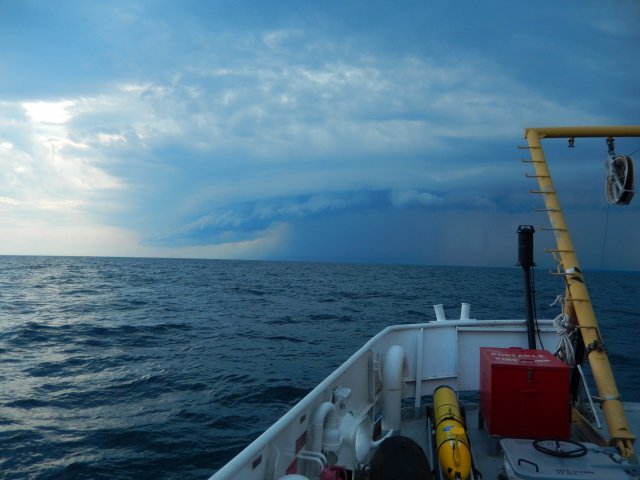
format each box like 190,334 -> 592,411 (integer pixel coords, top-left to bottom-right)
399,401 -> 640,479
210,320 -> 640,480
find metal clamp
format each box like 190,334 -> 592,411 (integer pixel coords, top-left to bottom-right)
585,339 -> 606,356
593,393 -> 622,404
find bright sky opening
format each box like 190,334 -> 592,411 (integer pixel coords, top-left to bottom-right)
1,1 -> 639,269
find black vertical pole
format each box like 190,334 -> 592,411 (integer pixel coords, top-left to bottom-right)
517,225 -> 537,350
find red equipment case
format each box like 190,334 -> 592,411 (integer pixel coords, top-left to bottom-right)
479,347 -> 570,439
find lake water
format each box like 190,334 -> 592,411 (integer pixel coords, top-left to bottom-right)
1,256 -> 638,479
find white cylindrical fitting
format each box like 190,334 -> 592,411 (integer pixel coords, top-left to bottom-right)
434,304 -> 446,321
382,345 -> 405,433
311,402 -> 338,452
460,302 -> 470,320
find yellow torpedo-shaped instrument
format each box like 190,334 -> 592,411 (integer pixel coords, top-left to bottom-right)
433,386 -> 471,480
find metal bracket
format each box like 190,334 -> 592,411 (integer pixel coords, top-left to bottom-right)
607,137 -> 616,159
586,339 -> 607,356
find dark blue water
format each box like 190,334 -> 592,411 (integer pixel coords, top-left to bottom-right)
0,256 -> 638,479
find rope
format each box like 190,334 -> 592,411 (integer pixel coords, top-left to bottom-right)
550,295 -> 576,366
600,203 -> 611,269
553,308 -> 576,366
627,145 -> 640,157
600,144 -> 638,267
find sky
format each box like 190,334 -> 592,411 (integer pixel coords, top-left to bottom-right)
1,0 -> 639,269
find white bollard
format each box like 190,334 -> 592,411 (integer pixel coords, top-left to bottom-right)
434,304 -> 446,321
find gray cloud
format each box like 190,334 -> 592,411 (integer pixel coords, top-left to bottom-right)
1,1 -> 638,267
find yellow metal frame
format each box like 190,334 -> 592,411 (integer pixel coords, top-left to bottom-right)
524,126 -> 640,458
